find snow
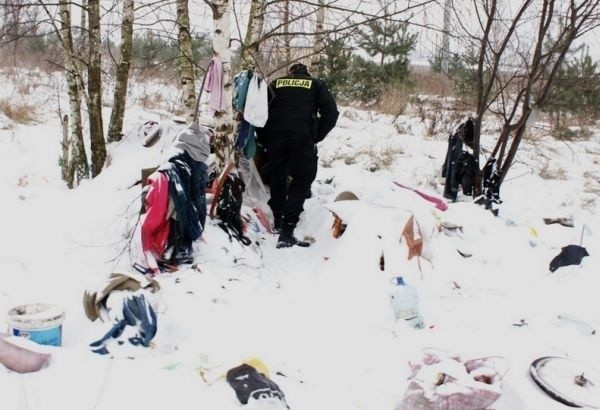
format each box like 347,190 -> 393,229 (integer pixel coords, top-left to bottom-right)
1,80 -> 600,409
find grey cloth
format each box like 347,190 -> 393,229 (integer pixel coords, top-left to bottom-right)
174,123 -> 211,163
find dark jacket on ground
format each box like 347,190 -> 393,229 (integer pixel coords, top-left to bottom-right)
549,245 -> 589,272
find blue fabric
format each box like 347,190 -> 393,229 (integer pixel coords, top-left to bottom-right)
243,128 -> 256,159
183,152 -> 208,231
235,118 -> 252,150
161,160 -> 201,244
161,151 -> 207,243
234,118 -> 257,159
122,294 -> 157,347
233,70 -> 253,112
233,70 -> 257,158
89,294 -> 157,354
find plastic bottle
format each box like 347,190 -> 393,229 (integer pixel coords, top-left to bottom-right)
390,276 -> 425,329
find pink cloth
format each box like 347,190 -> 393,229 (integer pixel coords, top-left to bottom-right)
141,172 -> 170,264
398,350 -> 503,410
203,57 -> 224,113
394,181 -> 448,211
0,334 -> 51,373
253,207 -> 273,234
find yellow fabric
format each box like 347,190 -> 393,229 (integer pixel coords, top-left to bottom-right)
244,357 -> 270,377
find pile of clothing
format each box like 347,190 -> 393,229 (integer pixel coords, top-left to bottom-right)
141,122 -> 211,273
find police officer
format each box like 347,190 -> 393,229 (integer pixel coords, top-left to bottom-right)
260,63 -> 339,248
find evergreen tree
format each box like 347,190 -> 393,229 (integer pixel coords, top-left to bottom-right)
356,15 -> 416,84
132,33 -> 211,74
321,36 -> 353,99
541,47 -> 600,129
347,55 -> 383,102
429,50 -> 466,77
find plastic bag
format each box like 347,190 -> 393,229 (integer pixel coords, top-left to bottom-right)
396,349 -> 505,410
244,76 -> 269,127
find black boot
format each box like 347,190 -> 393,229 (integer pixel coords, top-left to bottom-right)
175,244 -> 194,265
273,215 -> 283,234
276,229 -> 310,248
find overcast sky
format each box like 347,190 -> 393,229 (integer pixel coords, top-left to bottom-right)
109,0 -> 600,65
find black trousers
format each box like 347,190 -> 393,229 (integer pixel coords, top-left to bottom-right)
265,132 -> 316,229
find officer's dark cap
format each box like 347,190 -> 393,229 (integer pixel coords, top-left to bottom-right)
288,63 -> 309,75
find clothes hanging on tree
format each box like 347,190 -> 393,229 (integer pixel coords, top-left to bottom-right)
203,57 -> 224,114
233,70 -> 253,113
482,157 -> 502,215
244,75 -> 269,127
456,151 -> 478,195
235,118 -> 256,159
442,131 -> 464,201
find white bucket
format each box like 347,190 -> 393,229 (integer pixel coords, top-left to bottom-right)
7,303 -> 65,346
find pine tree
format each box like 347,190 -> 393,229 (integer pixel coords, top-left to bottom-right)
356,15 -> 416,83
321,36 -> 353,98
541,48 -> 600,131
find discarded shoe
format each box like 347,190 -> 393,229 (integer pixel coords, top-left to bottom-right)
226,363 -> 289,408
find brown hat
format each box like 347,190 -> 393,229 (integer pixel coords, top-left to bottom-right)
83,272 -> 160,321
334,191 -> 359,202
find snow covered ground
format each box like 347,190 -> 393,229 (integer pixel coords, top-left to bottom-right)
0,81 -> 599,409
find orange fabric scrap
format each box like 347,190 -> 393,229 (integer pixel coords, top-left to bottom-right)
402,215 -> 423,260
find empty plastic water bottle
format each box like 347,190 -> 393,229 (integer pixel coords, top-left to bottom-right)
390,276 -> 425,329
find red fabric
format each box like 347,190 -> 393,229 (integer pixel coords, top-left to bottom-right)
141,172 -> 170,260
253,207 -> 273,234
394,181 -> 448,211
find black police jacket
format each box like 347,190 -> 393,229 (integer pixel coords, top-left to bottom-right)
261,73 -> 339,142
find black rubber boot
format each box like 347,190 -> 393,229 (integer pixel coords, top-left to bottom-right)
273,215 -> 283,234
276,229 -> 310,248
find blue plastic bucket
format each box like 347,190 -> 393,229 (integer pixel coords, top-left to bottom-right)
7,303 -> 65,346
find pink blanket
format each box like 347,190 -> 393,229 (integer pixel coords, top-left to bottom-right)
0,334 -> 51,373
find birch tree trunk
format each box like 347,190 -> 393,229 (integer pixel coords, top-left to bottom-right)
79,0 -> 87,46
60,114 -> 71,184
177,0 -> 196,123
107,0 -> 134,142
310,0 -> 325,75
87,0 -> 106,177
73,0 -> 88,101
204,0 -> 234,173
283,0 -> 291,64
240,0 -> 265,68
58,0 -> 88,187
